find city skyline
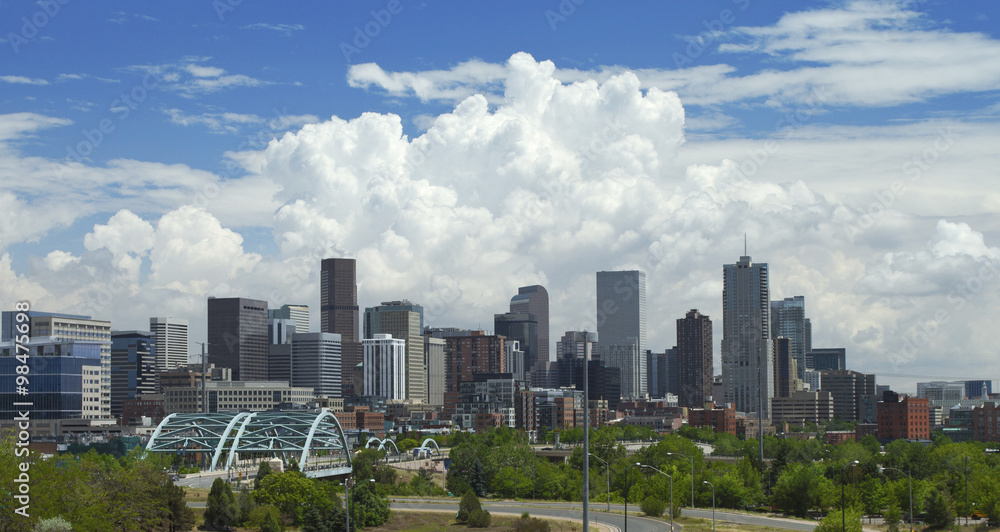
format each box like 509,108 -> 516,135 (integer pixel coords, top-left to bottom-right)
2,2 -> 1000,394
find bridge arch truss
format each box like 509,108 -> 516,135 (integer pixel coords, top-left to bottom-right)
146,411 -> 352,473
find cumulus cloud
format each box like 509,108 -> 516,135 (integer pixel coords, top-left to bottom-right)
349,1 -> 1000,110
2,48 -> 998,391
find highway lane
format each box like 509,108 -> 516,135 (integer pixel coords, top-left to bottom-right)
390,500 -> 671,532
391,498 -> 820,531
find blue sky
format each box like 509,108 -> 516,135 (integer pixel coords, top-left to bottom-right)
2,1 -> 1000,393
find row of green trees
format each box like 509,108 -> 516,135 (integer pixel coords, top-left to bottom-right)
205,457 -> 392,531
436,424 -> 1000,528
0,432 -> 194,532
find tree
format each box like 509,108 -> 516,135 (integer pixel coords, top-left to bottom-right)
640,496 -> 666,516
924,487 -> 955,529
457,490 -> 482,523
158,479 -> 196,532
349,479 -> 390,528
814,507 -> 863,532
255,460 -> 273,490
468,509 -> 492,528
772,462 -> 835,517
260,509 -> 283,532
255,471 -> 333,526
205,478 -> 240,530
883,500 -> 903,532
247,504 -> 284,532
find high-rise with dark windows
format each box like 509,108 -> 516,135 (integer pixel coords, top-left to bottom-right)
207,297 -> 268,381
677,309 -> 713,408
321,258 -> 362,396
722,255 -> 773,419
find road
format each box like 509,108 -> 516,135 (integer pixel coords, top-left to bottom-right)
389,498 -> 823,531
187,494 -> 829,531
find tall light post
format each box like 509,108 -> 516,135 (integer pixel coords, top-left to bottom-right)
880,466 -> 912,532
642,465 -> 673,531
588,453 -> 611,512
842,460 -> 859,532
625,462 -> 641,532
667,451 -> 695,508
965,455 -> 969,526
703,480 -> 715,532
345,477 -> 352,532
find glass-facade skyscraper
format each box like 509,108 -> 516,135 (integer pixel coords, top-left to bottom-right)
596,270 -> 646,397
722,255 -> 773,419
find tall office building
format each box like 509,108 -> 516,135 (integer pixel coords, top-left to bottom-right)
267,317 -> 295,385
269,304 -> 310,333
149,317 -> 188,371
110,330 -> 158,419
596,270 -> 646,402
596,270 -> 646,358
290,332 -> 342,398
207,297 -> 268,381
494,312 -> 537,375
321,258 -> 362,396
365,300 -> 425,402
677,309 -> 713,408
646,350 -> 667,399
808,348 -> 846,372
722,255 -> 773,419
363,334 -> 406,400
444,332 -> 506,394
1,338 -> 103,419
424,336 -> 446,407
599,342 -> 645,399
819,369 -> 877,423
770,296 -> 811,379
21,313 -> 113,418
773,337 -> 800,398
508,285 -> 549,371
556,331 -> 598,389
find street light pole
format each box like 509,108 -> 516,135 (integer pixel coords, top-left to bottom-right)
625,462 -> 641,532
703,480 -> 715,532
345,477 -> 351,532
642,465 -> 673,531
965,455 -> 969,526
842,460 -> 859,532
880,466 -> 912,532
667,451 -> 695,508
588,453 -> 610,512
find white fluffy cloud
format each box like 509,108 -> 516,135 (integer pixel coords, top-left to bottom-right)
2,48 -> 998,391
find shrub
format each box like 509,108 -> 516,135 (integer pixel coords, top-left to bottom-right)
457,489 -> 482,523
640,496 -> 667,517
31,517 -> 72,532
468,508 -> 492,528
246,504 -> 283,531
205,478 -> 240,530
511,512 -> 551,532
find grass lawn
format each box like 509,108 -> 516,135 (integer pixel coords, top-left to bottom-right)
369,511 -> 600,532
668,515 -> 796,531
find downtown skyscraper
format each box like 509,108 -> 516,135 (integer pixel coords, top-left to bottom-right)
722,255 -> 773,419
207,297 -> 268,381
770,296 -> 811,379
321,258 -> 362,396
364,300 -> 425,402
677,309 -> 713,408
596,270 -> 647,398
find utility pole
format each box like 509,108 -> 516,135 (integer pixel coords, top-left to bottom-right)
582,331 -> 591,532
195,342 -> 208,413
